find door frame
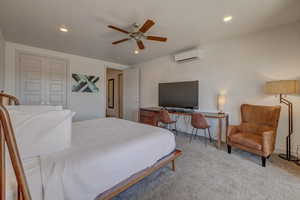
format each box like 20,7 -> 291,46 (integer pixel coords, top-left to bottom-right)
118,73 -> 123,118
15,50 -> 71,107
107,78 -> 114,109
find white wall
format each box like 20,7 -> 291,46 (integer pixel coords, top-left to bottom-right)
0,29 -> 5,90
4,42 -> 128,121
135,22 -> 300,153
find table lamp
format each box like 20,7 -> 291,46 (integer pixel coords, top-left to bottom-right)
265,80 -> 300,161
217,94 -> 226,114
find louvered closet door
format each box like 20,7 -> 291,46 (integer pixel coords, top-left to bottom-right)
46,58 -> 67,107
18,53 -> 68,107
19,54 -> 45,105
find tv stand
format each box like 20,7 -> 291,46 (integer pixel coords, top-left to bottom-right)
139,107 -> 229,149
160,107 -> 195,114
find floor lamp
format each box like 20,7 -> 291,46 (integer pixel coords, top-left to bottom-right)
265,80 -> 300,161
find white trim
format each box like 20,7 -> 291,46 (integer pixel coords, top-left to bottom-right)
275,147 -> 298,157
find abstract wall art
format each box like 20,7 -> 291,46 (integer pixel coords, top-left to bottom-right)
72,73 -> 100,93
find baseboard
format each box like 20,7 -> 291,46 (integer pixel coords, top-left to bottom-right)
275,148 -> 298,157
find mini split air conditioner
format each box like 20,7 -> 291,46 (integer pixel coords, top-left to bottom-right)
174,48 -> 201,63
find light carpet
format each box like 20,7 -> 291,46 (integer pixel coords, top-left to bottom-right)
113,133 -> 300,200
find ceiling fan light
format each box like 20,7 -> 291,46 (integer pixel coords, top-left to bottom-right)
134,50 -> 139,54
59,26 -> 69,32
223,16 -> 233,23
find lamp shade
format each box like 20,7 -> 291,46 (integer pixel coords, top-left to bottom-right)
265,80 -> 300,95
217,94 -> 226,112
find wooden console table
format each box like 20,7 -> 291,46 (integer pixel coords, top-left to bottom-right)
139,107 -> 229,149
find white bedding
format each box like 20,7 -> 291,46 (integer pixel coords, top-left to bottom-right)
40,118 -> 176,200
4,105 -> 73,200
6,157 -> 43,200
5,105 -> 63,112
6,106 -> 74,159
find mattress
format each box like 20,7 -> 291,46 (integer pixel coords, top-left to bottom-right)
6,157 -> 43,200
40,118 -> 176,200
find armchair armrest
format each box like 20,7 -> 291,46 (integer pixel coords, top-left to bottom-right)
227,125 -> 241,137
262,130 -> 275,156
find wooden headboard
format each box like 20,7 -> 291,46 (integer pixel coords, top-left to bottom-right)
0,92 -> 20,106
0,105 -> 31,200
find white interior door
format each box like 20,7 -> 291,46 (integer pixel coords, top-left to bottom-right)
123,67 -> 140,122
18,53 -> 68,107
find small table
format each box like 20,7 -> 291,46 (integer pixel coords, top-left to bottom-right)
139,107 -> 229,149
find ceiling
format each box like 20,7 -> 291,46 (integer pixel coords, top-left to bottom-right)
1,0 -> 300,65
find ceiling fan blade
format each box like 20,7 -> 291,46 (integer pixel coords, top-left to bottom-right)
136,40 -> 145,50
108,25 -> 129,34
139,19 -> 155,33
112,38 -> 130,45
146,36 -> 167,42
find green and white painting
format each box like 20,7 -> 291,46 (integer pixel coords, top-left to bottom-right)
72,73 -> 100,93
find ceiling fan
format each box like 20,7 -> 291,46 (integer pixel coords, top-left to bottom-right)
108,19 -> 167,50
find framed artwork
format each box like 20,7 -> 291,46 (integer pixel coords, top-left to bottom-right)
108,79 -> 114,108
72,73 -> 100,93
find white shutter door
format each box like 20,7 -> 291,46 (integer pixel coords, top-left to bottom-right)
18,53 -> 68,106
46,58 -> 67,107
19,54 -> 45,105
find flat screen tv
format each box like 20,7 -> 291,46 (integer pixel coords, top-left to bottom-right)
159,81 -> 199,109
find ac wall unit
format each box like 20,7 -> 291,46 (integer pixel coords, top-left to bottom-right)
174,48 -> 201,63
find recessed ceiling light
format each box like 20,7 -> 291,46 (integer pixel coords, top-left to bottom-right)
223,16 -> 233,23
59,26 -> 69,32
134,50 -> 139,54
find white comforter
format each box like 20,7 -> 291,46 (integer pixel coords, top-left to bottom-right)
40,118 -> 176,200
6,157 -> 43,200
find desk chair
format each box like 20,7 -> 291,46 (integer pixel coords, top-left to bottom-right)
159,109 -> 177,135
190,112 -> 212,144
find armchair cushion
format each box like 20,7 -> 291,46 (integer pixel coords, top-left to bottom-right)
230,133 -> 262,151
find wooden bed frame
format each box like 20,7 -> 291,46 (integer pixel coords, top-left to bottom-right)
0,94 -> 31,200
0,93 -> 182,200
97,149 -> 182,200
0,92 -> 20,106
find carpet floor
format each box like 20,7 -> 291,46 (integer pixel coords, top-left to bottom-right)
113,133 -> 300,200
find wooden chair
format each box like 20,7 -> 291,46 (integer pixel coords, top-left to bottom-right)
159,109 -> 177,135
0,92 -> 20,105
190,112 -> 212,144
0,104 -> 31,200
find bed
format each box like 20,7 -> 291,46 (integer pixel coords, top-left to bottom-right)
6,157 -> 43,200
0,93 -> 182,200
